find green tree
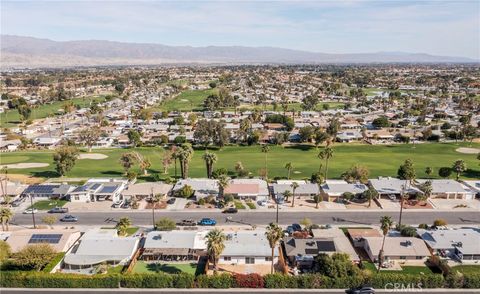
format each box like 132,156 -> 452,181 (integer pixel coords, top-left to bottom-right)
314,253 -> 359,278
265,223 -> 283,274
0,240 -> 11,262
155,217 -> 177,231
202,152 -> 218,179
341,165 -> 370,184
41,215 -> 57,229
206,229 -> 226,270
217,174 -> 230,199
363,186 -> 378,208
318,147 -> 334,183
300,217 -> 312,230
438,167 -> 452,178
261,144 -> 270,180
13,244 -> 56,271
18,105 -> 32,123
425,167 -> 433,178
177,144 -> 194,179
290,182 -> 299,208
176,185 -> 194,198
284,162 -> 293,180
452,160 -> 467,180
78,127 -> 101,152
313,194 -> 322,209
119,152 -> 136,174
282,190 -> 291,202
116,217 -> 132,236
418,180 -> 433,199
127,129 -> 142,147
0,208 -> 13,231
378,216 -> 393,272
397,159 -> 416,227
53,146 -> 79,177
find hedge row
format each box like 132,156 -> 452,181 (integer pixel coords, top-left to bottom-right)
2,271 -> 479,289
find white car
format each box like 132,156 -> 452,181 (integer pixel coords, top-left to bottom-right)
23,208 -> 38,214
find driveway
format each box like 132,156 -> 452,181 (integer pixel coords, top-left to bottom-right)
167,197 -> 188,211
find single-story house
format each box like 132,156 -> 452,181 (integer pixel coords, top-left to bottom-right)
84,178 -> 127,202
33,137 -> 61,148
369,177 -> 421,199
272,180 -> 320,201
320,180 -> 368,202
219,230 -> 279,266
0,139 -> 21,152
311,228 -> 360,262
1,181 -> 27,198
224,179 -> 270,202
415,179 -> 473,200
462,180 -> 480,198
63,229 -> 139,273
336,131 -> 363,143
141,230 -> 207,261
172,178 -> 219,201
417,228 -> 480,261
346,228 -> 382,248
283,237 -> 338,269
22,184 -> 74,199
363,237 -> 431,263
4,229 -> 81,253
122,182 -> 173,200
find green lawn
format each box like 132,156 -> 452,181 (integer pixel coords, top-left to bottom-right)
107,265 -> 125,274
450,265 -> 480,274
132,261 -> 197,275
235,102 -> 344,112
100,226 -> 139,236
234,200 -> 246,209
363,262 -> 435,274
2,142 -> 478,180
152,89 -> 218,112
29,200 -> 68,210
0,96 -> 107,128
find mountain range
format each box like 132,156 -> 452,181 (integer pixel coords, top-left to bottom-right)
1,35 -> 477,69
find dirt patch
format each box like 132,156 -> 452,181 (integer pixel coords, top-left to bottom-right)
78,153 -> 108,160
0,173 -> 44,184
0,163 -> 49,169
456,147 -> 480,154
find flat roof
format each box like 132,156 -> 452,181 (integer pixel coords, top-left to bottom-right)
418,228 -> 480,255
5,229 -> 81,253
144,230 -> 207,250
222,230 -> 278,257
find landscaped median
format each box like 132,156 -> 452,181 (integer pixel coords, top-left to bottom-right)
1,271 -> 479,289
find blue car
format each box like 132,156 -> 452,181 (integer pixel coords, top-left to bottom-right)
198,218 -> 216,226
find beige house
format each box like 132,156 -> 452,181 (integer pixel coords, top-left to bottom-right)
363,237 -> 431,263
122,182 -> 173,200
4,229 -> 81,253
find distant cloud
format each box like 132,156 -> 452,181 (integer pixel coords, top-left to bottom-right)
1,0 -> 478,58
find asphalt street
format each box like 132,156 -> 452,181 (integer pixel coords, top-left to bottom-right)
11,210 -> 480,227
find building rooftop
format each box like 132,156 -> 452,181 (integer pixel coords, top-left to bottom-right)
144,230 -> 207,250
222,230 -> 278,257
364,236 -> 430,257
5,229 -> 81,253
417,228 -> 480,255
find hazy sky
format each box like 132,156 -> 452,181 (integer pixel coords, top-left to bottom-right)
2,0 -> 479,59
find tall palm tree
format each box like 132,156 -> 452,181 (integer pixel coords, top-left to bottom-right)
378,216 -> 393,273
150,191 -> 162,229
265,223 -> 283,274
291,182 -> 299,207
217,174 -> 230,199
202,152 -> 218,179
282,190 -> 292,202
285,162 -> 293,180
0,208 -> 13,231
178,144 -> 194,179
318,147 -> 334,183
261,145 -> 270,180
116,217 -> 132,236
206,229 -> 226,270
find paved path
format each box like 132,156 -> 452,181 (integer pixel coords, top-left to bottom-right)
11,210 -> 480,227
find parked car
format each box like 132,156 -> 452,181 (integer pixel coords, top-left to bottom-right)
177,219 -> 196,226
285,226 -> 294,235
347,286 -> 375,294
198,218 -> 216,226
121,201 -> 131,209
223,207 -> 238,214
167,198 -> 176,205
48,207 -> 68,213
291,223 -> 302,231
23,208 -> 38,214
257,200 -> 268,206
112,200 -> 124,208
60,215 -> 78,222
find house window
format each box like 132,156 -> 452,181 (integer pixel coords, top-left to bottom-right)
416,256 -> 423,260
400,256 -> 406,260
265,257 -> 272,261
223,256 -> 231,261
245,257 -> 255,264
74,196 -> 80,200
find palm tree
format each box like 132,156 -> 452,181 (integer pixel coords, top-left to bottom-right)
178,144 -> 194,179
150,192 -> 162,229
217,174 -> 230,198
291,182 -> 299,207
282,190 -> 291,202
418,180 -> 432,202
0,208 -> 13,231
265,223 -> 283,274
285,162 -> 293,180
261,145 -> 270,180
116,217 -> 132,236
206,229 -> 226,270
318,147 -> 333,183
313,194 -> 322,209
378,216 -> 393,272
202,152 -> 218,179
452,160 -> 467,181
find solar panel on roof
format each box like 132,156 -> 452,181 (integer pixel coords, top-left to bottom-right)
305,248 -> 320,255
316,240 -> 336,252
99,185 -> 117,194
91,183 -> 101,190
28,234 -> 62,244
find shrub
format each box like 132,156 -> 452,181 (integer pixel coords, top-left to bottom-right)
418,223 -> 429,229
234,273 -> 264,288
464,272 -> 480,289
433,219 -> 447,227
155,217 -> 177,231
400,226 -> 417,237
42,252 -> 66,273
173,273 -> 195,288
196,273 -> 234,288
121,273 -> 173,288
0,272 -> 121,288
246,202 -> 256,209
12,244 -> 57,271
369,273 -> 444,289
263,274 -> 298,288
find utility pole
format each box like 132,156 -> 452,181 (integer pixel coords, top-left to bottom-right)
276,196 -> 279,224
30,194 -> 36,229
151,187 -> 155,230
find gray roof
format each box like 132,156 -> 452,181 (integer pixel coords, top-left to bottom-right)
369,177 -> 420,195
173,179 -> 219,197
272,183 -> 320,195
418,228 -> 480,255
416,179 -> 467,194
321,181 -> 367,196
144,231 -> 206,250
222,230 -> 278,257
283,237 -> 336,257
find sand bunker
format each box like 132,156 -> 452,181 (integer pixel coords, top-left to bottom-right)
78,153 -> 108,160
0,163 -> 49,169
456,147 -> 480,154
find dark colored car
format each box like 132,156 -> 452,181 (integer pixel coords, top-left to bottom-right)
48,207 -> 69,213
167,198 -> 176,205
347,286 -> 375,294
177,219 -> 196,226
121,201 -> 131,209
60,215 -> 78,222
285,226 -> 294,235
223,207 -> 238,214
198,218 -> 216,226
292,223 -> 302,231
